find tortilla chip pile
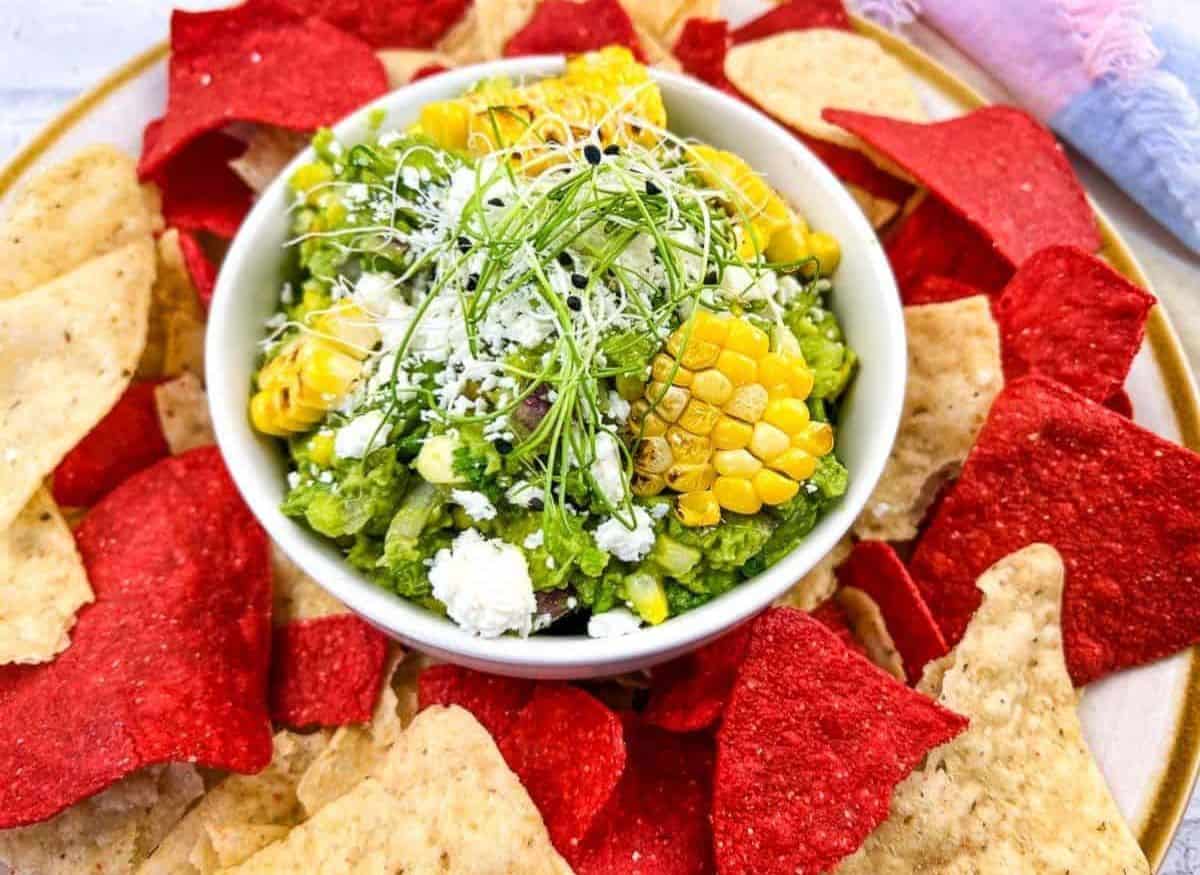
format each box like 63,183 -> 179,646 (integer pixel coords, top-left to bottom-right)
1,0 -> 1196,872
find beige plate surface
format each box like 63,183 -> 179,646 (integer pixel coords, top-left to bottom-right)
0,4 -> 1196,869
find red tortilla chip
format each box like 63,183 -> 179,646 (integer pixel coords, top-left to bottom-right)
1105,387 -> 1134,418
911,376 -> 1200,685
269,615 -> 390,728
714,607 -> 967,875
261,0 -> 470,48
51,380 -> 169,508
411,63 -> 450,82
139,1 -> 388,179
809,598 -> 863,653
499,684 -> 626,852
673,18 -> 736,95
176,228 -> 219,309
148,128 -> 254,239
642,624 -> 751,733
797,133 -> 915,205
837,541 -> 948,684
571,717 -> 714,874
907,273 -> 983,306
731,0 -> 852,43
825,106 -> 1100,267
0,447 -> 272,828
994,245 -> 1155,403
885,195 -> 1014,302
504,0 -> 645,60
417,664 -> 534,740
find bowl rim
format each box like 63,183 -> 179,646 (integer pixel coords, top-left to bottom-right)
207,55 -> 907,678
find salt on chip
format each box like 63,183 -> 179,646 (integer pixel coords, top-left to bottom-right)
378,49 -> 456,88
0,488 -> 92,665
154,372 -> 215,454
229,126 -> 310,195
856,295 -> 1002,542
0,146 -> 156,300
725,30 -> 926,153
838,545 -> 1150,874
0,764 -> 202,875
228,707 -> 571,874
0,239 -> 154,532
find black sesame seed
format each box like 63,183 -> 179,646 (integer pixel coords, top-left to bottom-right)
488,197 -> 504,207
645,180 -> 661,196
704,270 -> 718,285
583,144 -> 602,165
494,438 -> 513,454
567,295 -> 582,311
466,273 -> 479,291
570,273 -> 588,289
457,236 -> 471,253
603,144 -> 620,156
557,251 -> 574,269
529,496 -> 545,511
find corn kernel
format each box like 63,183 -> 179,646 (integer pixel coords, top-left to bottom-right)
758,353 -> 792,388
807,230 -> 841,276
309,432 -> 335,467
636,436 -> 674,473
667,426 -> 710,464
713,449 -> 762,477
676,491 -> 721,528
646,382 -> 689,422
300,346 -> 362,396
627,573 -> 670,623
764,398 -> 811,434
726,319 -> 770,359
716,349 -> 758,386
691,310 -> 730,344
765,216 -> 810,263
638,412 -> 668,437
771,448 -> 817,481
711,415 -> 754,450
792,421 -> 835,456
788,362 -> 815,400
652,353 -> 692,387
677,399 -> 721,435
632,471 -> 666,496
714,476 -> 762,515
753,469 -> 799,505
724,384 -> 768,423
665,463 -> 715,493
691,369 -> 734,405
667,332 -> 721,369
766,383 -> 792,400
748,421 -> 789,462
250,393 -> 291,437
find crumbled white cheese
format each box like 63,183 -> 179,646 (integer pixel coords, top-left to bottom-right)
401,166 -> 421,190
523,530 -> 544,550
451,489 -> 498,521
590,431 -> 627,506
606,391 -> 631,424
721,264 -> 778,302
334,410 -> 389,459
587,606 -> 642,638
429,529 -> 536,638
648,502 -> 671,520
352,272 -> 397,316
593,506 -> 656,562
506,480 -> 541,508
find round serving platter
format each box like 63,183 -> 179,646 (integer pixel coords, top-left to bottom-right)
1,2 -> 1196,868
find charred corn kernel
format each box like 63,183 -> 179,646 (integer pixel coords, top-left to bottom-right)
789,362 -> 815,400
713,449 -> 762,478
758,353 -> 792,388
726,320 -> 770,359
636,436 -> 673,474
627,573 -> 670,624
724,384 -> 768,423
765,214 -> 810,264
676,491 -> 721,528
691,369 -> 734,405
753,469 -> 799,505
764,398 -> 811,434
677,399 -> 721,435
665,463 -> 715,493
632,471 -> 666,497
309,432 -> 335,467
666,331 -> 721,369
652,353 -> 692,387
711,415 -> 754,450
749,421 -> 789,462
667,426 -> 710,465
771,448 -> 817,481
691,310 -> 730,344
716,349 -> 758,387
646,383 -> 689,422
807,231 -> 841,275
792,421 -> 835,456
714,476 -> 762,515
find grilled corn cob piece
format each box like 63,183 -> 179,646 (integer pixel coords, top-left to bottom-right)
417,47 -> 666,164
250,302 -> 379,437
631,311 -> 833,525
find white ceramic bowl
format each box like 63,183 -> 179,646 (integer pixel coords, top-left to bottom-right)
208,56 -> 906,679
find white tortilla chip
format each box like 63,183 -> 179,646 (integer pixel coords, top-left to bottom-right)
620,0 -> 718,45
204,824 -> 291,869
155,372 -> 215,454
435,4 -> 486,65
0,146 -> 156,300
228,127 -> 309,195
151,229 -> 207,380
272,546 -> 346,624
0,239 -> 154,531
725,29 -> 926,151
0,488 -> 93,664
0,764 -> 202,875
137,731 -> 329,875
474,0 -> 539,60
837,587 -> 904,681
846,183 -> 900,230
378,49 -> 455,89
230,707 -> 570,874
838,545 -> 1150,874
774,536 -> 851,611
855,296 -> 1002,542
